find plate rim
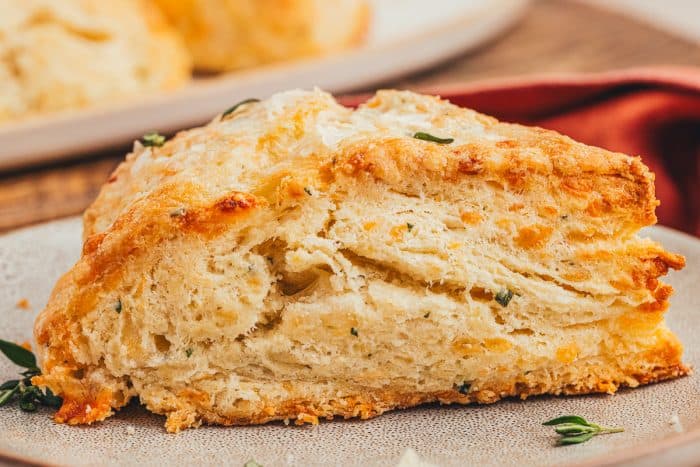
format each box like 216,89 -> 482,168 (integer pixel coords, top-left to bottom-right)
0,0 -> 529,171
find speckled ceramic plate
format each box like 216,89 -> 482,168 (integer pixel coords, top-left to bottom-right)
0,219 -> 698,467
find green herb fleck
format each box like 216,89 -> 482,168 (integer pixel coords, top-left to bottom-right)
0,339 -> 63,413
115,299 -> 122,314
413,132 -> 454,144
543,415 -> 623,446
222,98 -> 260,118
455,382 -> 471,395
141,132 -> 166,147
185,348 -> 193,358
423,312 -> 431,318
350,327 -> 359,337
243,459 -> 262,467
406,222 -> 414,231
494,288 -> 514,307
303,186 -> 313,196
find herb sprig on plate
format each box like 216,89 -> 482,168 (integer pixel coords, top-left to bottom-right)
544,415 -> 623,445
0,339 -> 62,412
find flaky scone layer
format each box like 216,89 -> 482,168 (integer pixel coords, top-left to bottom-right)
34,89 -> 687,432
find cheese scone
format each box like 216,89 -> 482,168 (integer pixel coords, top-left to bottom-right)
0,0 -> 190,122
34,89 -> 687,433
151,0 -> 369,71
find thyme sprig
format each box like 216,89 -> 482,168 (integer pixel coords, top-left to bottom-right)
544,415 -> 623,445
0,339 -> 62,412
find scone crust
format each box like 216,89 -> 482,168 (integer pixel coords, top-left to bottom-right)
34,89 -> 687,432
160,348 -> 689,432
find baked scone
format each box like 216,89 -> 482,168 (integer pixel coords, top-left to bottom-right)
34,89 -> 688,433
151,0 -> 369,71
0,0 -> 191,122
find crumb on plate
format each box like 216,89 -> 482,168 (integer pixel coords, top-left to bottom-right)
668,413 -> 684,433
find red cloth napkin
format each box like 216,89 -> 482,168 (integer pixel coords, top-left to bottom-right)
340,67 -> 700,236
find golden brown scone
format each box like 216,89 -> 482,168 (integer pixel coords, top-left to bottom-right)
151,0 -> 370,71
34,89 -> 687,433
0,0 -> 191,122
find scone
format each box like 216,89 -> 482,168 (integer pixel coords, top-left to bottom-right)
34,89 -> 688,433
0,0 -> 191,122
151,0 -> 369,71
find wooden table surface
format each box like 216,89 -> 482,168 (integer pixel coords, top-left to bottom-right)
2,0 -> 700,233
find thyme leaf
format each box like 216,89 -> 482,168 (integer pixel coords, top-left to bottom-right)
543,415 -> 588,426
222,98 -> 260,118
0,380 -> 19,391
559,432 -> 595,445
413,132 -> 454,144
0,339 -> 37,370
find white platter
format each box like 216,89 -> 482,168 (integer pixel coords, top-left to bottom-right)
0,0 -> 528,171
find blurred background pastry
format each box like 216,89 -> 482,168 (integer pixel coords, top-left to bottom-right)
151,0 -> 370,71
0,0 -> 191,122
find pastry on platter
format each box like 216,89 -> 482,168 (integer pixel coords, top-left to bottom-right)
34,89 -> 687,432
0,0 -> 190,121
151,0 -> 370,71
